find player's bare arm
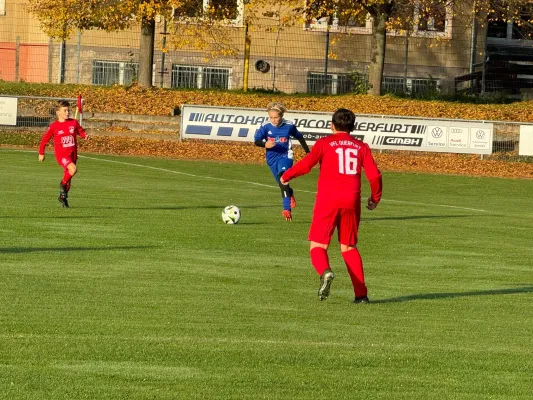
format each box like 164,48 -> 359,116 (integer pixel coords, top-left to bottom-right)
264,141 -> 275,149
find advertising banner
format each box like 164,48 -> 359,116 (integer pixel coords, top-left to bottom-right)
519,125 -> 533,156
181,104 -> 493,154
0,97 -> 17,126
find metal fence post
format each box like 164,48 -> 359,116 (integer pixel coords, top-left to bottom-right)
469,11 -> 478,74
481,24 -> 488,95
59,40 -> 66,84
15,36 -> 20,81
76,30 -> 81,84
47,38 -> 53,83
323,21 -> 330,95
403,34 -> 409,94
160,18 -> 167,88
243,23 -> 250,92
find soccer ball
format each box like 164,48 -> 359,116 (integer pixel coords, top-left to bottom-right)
221,205 -> 241,224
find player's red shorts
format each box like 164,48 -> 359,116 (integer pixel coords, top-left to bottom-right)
55,150 -> 77,168
308,201 -> 361,246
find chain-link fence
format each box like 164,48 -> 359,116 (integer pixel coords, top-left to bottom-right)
0,95 -> 78,129
2,94 -> 532,162
3,1 -> 533,97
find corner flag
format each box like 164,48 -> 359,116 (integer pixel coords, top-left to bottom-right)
75,94 -> 83,120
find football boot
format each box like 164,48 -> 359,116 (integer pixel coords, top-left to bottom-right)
290,194 -> 296,209
353,296 -> 370,304
58,195 -> 70,208
318,269 -> 335,301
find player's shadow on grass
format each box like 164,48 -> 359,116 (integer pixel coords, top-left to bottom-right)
373,286 -> 533,303
365,214 -> 488,222
0,245 -> 155,254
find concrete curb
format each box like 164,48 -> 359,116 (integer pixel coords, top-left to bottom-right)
83,112 -> 180,124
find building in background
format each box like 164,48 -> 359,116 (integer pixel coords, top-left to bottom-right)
0,0 -> 49,83
1,0 -> 531,96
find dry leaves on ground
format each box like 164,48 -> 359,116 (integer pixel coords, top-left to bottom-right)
76,136 -> 533,179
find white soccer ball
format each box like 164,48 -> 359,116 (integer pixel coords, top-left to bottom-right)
221,205 -> 241,224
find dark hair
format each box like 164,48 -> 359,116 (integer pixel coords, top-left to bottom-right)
332,108 -> 355,132
56,100 -> 70,110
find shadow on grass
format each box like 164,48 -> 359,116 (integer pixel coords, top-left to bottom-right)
0,245 -> 155,254
78,204 -> 276,211
234,221 -> 310,225
373,286 -> 533,303
365,214 -> 489,222
0,216 -> 104,219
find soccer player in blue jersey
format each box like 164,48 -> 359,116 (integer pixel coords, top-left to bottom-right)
254,102 -> 310,221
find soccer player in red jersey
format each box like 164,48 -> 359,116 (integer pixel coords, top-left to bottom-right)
281,108 -> 382,303
38,100 -> 90,208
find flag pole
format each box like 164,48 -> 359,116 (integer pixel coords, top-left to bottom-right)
75,93 -> 82,121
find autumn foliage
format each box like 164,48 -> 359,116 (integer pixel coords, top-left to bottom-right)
2,131 -> 533,180
4,83 -> 533,123
1,82 -> 533,179
76,137 -> 533,179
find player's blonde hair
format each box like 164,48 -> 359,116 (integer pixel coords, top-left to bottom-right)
266,102 -> 286,116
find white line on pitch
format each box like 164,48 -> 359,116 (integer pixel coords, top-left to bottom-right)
79,155 -> 277,189
381,199 -> 488,213
79,155 -> 488,213
2,149 -> 489,213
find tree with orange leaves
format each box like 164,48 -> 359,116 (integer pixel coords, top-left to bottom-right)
248,0 -> 533,96
27,0 -> 241,88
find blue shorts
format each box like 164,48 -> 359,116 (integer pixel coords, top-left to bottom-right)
268,155 -> 293,183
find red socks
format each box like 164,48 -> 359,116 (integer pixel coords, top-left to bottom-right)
61,171 -> 73,189
311,247 -> 368,297
342,248 -> 368,297
310,247 -> 330,276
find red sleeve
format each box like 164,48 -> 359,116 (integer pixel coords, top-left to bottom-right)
282,140 -> 323,182
369,176 -> 383,204
38,125 -> 54,155
362,144 -> 382,203
76,120 -> 87,139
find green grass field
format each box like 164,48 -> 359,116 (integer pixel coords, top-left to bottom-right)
1,148 -> 532,400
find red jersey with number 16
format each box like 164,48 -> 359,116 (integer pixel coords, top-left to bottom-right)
38,119 -> 87,156
282,132 -> 382,209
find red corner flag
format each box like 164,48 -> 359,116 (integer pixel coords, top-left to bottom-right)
77,94 -> 83,114
75,94 -> 82,120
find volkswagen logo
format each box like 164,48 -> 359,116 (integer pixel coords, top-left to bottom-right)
431,127 -> 444,138
476,130 -> 485,139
